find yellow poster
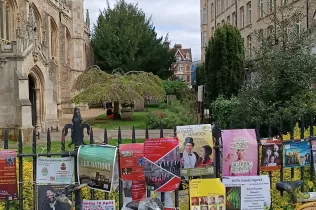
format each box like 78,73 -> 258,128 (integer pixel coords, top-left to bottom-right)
190,178 -> 226,210
177,124 -> 214,176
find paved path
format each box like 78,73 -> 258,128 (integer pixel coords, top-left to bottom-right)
40,108 -> 174,142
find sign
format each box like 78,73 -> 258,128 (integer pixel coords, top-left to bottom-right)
260,139 -> 282,172
122,180 -> 146,207
177,124 -> 215,177
222,129 -> 258,176
82,200 -> 115,210
144,138 -> 181,192
78,145 -> 117,192
198,85 -> 204,102
119,143 -> 144,180
37,184 -> 71,210
36,157 -> 74,184
284,141 -> 311,168
222,175 -> 271,210
0,150 -> 18,201
312,140 -> 316,173
190,178 -> 226,210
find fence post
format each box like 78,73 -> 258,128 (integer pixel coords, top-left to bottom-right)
300,115 -> 305,192
4,130 -> 9,210
310,114 -> 314,190
145,126 -> 150,199
32,129 -> 37,210
63,107 -> 91,210
117,127 -> 123,209
173,127 -> 179,209
160,124 -> 165,205
90,128 -> 95,200
103,128 -> 109,200
290,118 -> 295,179
212,125 -> 222,178
18,130 -> 23,210
132,126 -> 136,143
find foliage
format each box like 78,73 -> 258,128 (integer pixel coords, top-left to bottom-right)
91,0 -> 175,78
229,5 -> 316,123
194,63 -> 205,90
71,66 -> 165,104
163,80 -> 189,100
147,100 -> 198,129
205,24 -> 245,105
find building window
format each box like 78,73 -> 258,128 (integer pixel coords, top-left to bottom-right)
259,0 -> 264,18
267,25 -> 274,35
66,29 -> 71,65
283,0 -> 288,5
232,12 -> 236,26
247,2 -> 251,24
247,35 -> 252,55
221,0 -> 225,13
226,0 -> 230,8
217,0 -> 221,15
203,31 -> 207,46
211,4 -> 215,20
5,4 -> 9,40
222,20 -> 225,25
296,22 -> 301,35
217,23 -> 220,27
176,56 -> 181,61
180,65 -> 184,73
211,27 -> 215,36
258,29 -> 264,45
268,0 -> 274,13
0,1 -> 14,40
186,53 -> 190,61
50,18 -> 58,60
0,2 -> 2,38
203,8 -> 207,24
240,7 -> 244,28
227,15 -> 230,23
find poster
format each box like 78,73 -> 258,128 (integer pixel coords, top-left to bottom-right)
82,200 -> 115,210
190,178 -> 226,210
36,157 -> 74,184
122,180 -> 146,207
284,141 -> 311,168
37,184 -> 71,210
222,175 -> 271,210
78,145 -> 117,192
260,139 -> 282,171
222,129 -> 258,176
119,143 -> 144,180
0,150 -> 18,201
177,124 -> 215,176
144,138 -> 181,192
312,140 -> 316,172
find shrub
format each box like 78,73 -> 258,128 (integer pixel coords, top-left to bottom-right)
163,80 -> 189,100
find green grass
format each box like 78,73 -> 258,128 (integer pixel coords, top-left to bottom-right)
85,107 -> 165,130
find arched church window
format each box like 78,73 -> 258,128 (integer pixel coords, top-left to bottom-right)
5,4 -> 9,40
50,18 -> 58,61
66,29 -> 71,65
0,2 -> 3,39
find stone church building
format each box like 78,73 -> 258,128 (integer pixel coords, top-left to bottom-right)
0,0 -> 91,139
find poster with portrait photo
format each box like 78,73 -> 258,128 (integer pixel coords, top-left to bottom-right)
284,141 -> 311,168
36,184 -> 71,210
311,140 -> 316,173
177,124 -> 215,177
260,139 -> 282,172
222,129 -> 258,176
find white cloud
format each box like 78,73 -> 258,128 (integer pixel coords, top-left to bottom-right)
84,0 -> 201,61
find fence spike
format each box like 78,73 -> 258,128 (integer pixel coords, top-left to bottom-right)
160,123 -> 163,138
47,128 -> 51,157
145,126 -> 149,139
4,129 -> 8,149
132,126 -> 136,143
90,127 -> 94,144
104,128 -> 108,144
118,126 -> 122,145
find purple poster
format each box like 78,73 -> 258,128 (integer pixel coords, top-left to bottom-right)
222,129 -> 258,176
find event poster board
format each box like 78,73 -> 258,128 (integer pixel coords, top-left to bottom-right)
36,157 -> 74,184
312,140 -> 316,173
122,180 -> 146,207
119,143 -> 144,180
82,200 -> 115,210
37,184 -> 71,210
222,175 -> 271,210
144,138 -> 181,192
260,139 -> 282,172
0,150 -> 18,201
284,141 -> 311,168
189,178 -> 226,210
222,129 -> 258,176
177,124 -> 215,177
77,145 -> 117,192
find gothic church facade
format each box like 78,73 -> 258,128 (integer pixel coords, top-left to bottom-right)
0,0 -> 91,139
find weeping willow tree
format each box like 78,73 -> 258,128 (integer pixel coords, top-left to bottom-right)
71,66 -> 165,118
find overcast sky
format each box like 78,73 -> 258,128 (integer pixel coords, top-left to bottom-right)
84,0 -> 201,61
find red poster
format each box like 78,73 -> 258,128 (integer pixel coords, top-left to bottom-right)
120,143 -> 144,181
0,150 -> 18,201
131,180 -> 146,201
144,138 -> 181,192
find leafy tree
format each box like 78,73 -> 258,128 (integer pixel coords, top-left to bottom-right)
163,80 -> 189,99
91,0 -> 175,79
194,63 -> 205,90
212,5 -> 316,127
71,66 -> 165,104
205,24 -> 245,105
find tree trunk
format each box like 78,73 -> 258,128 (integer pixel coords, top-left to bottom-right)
113,101 -> 121,120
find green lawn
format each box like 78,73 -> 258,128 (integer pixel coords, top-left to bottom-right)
85,107 -> 164,130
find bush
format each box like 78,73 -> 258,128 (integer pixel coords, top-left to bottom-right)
147,101 -> 197,129
163,80 -> 189,100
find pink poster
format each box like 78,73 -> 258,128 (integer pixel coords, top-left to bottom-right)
222,129 -> 258,176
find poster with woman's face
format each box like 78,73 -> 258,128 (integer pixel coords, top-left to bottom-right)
222,129 -> 258,176
260,139 -> 283,172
